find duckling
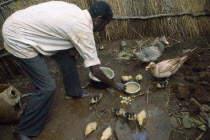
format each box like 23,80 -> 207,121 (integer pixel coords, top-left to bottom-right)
120,40 -> 127,51
90,94 -> 102,104
99,45 -> 104,50
85,121 -> 97,137
135,74 -> 143,81
123,111 -> 137,121
146,56 -> 188,78
122,76 -> 132,82
101,126 -> 112,140
137,109 -> 146,127
112,108 -> 125,116
155,80 -> 168,89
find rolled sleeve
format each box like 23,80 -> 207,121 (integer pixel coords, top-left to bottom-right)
69,31 -> 101,68
84,58 -> 101,68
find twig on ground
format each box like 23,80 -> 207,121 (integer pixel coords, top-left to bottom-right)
105,60 -> 112,65
205,42 -> 210,49
190,46 -> 198,53
96,118 -> 116,132
146,81 -> 150,105
196,132 -> 204,140
191,98 -> 209,111
167,31 -> 177,40
82,82 -> 90,89
165,89 -> 171,109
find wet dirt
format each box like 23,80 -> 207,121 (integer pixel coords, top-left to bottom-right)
0,35 -> 210,140
171,52 -> 210,103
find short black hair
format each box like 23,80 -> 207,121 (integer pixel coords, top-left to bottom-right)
89,1 -> 113,20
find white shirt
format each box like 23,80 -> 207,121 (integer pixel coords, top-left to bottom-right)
2,1 -> 101,68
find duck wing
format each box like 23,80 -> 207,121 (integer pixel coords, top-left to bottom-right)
141,46 -> 161,61
156,58 -> 182,74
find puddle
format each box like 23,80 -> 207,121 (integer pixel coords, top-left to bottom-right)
115,105 -> 171,140
134,128 -> 148,140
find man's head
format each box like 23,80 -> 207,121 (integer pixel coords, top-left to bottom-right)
89,1 -> 113,32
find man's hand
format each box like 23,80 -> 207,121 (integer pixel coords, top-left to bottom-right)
115,82 -> 126,93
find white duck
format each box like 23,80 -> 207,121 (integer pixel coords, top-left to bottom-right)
146,56 -> 188,78
133,36 -> 169,62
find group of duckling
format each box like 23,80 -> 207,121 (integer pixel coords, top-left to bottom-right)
133,36 -> 188,79
112,108 -> 146,125
85,122 -> 112,140
86,94 -> 112,139
121,74 -> 143,82
84,109 -> 146,139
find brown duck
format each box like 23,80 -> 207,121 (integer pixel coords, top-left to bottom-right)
145,56 -> 188,78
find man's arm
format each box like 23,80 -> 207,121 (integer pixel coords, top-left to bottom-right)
90,65 -> 125,93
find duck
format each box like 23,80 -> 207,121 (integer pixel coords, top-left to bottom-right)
85,121 -> 97,137
122,76 -> 132,82
100,126 -> 112,140
112,107 -> 125,116
135,74 -> 143,81
133,36 -> 169,62
145,55 -> 188,78
155,80 -> 169,89
137,109 -> 146,127
90,94 -> 102,104
123,111 -> 137,121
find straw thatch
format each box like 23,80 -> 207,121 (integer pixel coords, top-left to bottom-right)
105,0 -> 210,41
2,0 -> 210,41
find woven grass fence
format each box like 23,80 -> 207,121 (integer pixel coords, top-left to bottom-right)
4,0 -> 210,41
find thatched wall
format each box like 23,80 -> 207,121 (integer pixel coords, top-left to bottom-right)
106,0 -> 210,41
3,0 -> 210,41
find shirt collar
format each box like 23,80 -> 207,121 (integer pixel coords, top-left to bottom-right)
83,10 -> 93,29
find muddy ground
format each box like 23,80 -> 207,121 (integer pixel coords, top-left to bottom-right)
0,35 -> 210,140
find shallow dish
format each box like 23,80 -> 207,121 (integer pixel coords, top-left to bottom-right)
125,82 -> 141,94
89,67 -> 115,89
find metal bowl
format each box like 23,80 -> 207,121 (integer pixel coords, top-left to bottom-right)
125,82 -> 141,95
89,67 -> 115,89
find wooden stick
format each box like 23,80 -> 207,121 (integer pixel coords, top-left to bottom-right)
132,28 -> 146,41
0,0 -> 13,6
191,98 -> 206,111
146,81 -> 150,105
113,12 -> 210,20
165,89 -> 171,109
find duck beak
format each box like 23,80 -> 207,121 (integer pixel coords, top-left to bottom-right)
165,40 -> 169,45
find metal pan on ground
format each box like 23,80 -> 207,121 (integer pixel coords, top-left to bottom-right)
89,67 -> 115,89
125,82 -> 141,95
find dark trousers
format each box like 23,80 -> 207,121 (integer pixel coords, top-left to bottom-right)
15,50 -> 83,136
